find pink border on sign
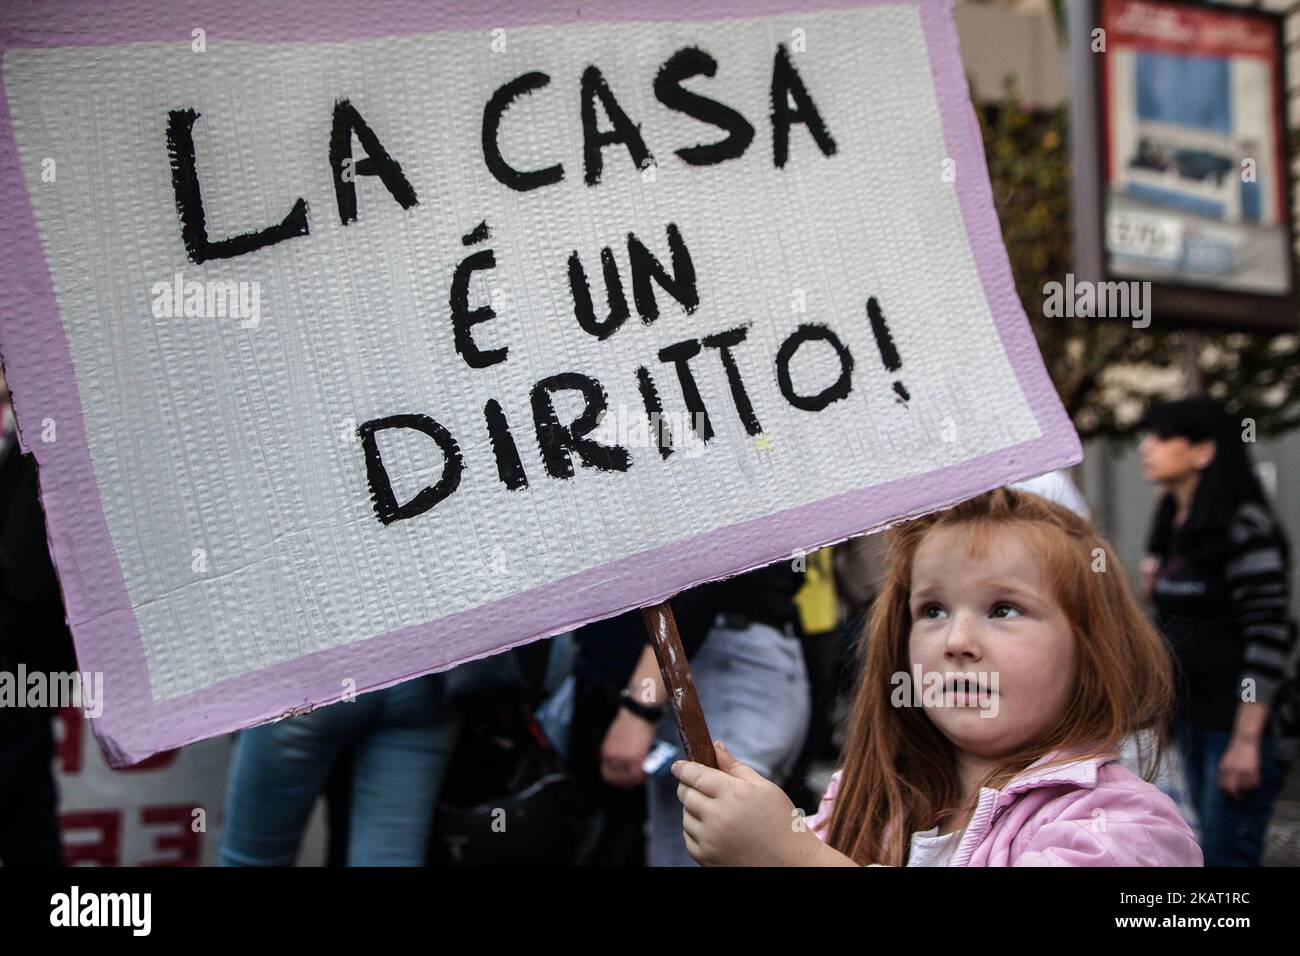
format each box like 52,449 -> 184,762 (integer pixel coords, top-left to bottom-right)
0,0 -> 1080,766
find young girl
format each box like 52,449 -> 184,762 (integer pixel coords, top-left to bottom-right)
671,488 -> 1204,866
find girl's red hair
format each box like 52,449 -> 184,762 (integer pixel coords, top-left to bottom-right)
824,487 -> 1175,866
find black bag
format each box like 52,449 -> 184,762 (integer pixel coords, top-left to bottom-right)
428,702 -> 597,866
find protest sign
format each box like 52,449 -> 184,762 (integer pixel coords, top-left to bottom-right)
0,0 -> 1080,764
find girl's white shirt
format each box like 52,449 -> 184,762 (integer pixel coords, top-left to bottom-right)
906,825 -> 965,866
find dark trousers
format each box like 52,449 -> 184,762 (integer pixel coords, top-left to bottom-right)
0,713 -> 64,866
567,669 -> 646,867
1176,720 -> 1289,866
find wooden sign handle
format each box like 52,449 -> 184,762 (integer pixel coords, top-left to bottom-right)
641,601 -> 719,770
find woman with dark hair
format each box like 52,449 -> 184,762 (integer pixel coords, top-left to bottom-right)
1140,396 -> 1300,866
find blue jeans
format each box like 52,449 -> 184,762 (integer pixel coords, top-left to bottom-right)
1176,720 -> 1288,867
648,619 -> 810,867
219,676 -> 461,866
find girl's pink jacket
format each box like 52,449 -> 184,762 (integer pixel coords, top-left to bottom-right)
806,749 -> 1204,866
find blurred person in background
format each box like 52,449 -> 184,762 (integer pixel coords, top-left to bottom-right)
598,563 -> 808,867
1140,396 -> 1300,866
568,611 -> 653,865
219,674 -> 460,867
0,372 -> 76,866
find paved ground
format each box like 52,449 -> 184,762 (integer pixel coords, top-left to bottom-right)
1263,765 -> 1300,866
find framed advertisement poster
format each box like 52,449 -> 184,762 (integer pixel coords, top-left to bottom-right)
1085,0 -> 1297,330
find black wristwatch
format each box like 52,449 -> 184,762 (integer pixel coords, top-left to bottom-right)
619,688 -> 664,722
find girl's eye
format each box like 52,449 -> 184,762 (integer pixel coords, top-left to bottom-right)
920,603 -> 947,619
990,602 -> 1023,619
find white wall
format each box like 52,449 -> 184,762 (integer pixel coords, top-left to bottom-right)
1079,429 -> 1300,599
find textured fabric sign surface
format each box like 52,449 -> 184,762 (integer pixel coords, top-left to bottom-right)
0,0 -> 1081,764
